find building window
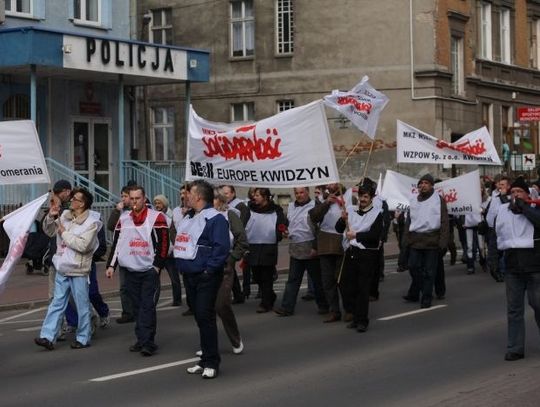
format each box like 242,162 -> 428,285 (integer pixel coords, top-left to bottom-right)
5,0 -> 32,16
151,107 -> 175,161
530,19 -> 540,69
149,8 -> 173,45
451,36 -> 464,96
482,103 -> 494,137
277,100 -> 294,113
275,0 -> 294,54
74,0 -> 101,24
500,8 -> 511,64
479,2 -> 492,60
501,105 -> 513,142
231,102 -> 255,122
231,0 -> 254,57
2,94 -> 30,120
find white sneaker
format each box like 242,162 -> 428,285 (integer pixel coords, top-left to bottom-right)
186,365 -> 204,374
202,368 -> 218,379
232,340 -> 244,355
195,350 -> 202,357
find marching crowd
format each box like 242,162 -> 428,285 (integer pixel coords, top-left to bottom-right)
27,171 -> 540,378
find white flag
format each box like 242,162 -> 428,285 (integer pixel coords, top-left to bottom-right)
186,100 -> 340,188
0,193 -> 49,294
380,170 -> 481,215
0,120 -> 51,185
323,76 -> 389,139
396,120 -> 501,165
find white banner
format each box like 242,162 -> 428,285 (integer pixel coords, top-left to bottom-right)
380,170 -> 481,215
323,76 -> 389,139
396,120 -> 501,166
0,194 -> 49,294
186,100 -> 340,188
0,120 -> 50,185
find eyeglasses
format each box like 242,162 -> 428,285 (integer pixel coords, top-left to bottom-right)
71,197 -> 84,203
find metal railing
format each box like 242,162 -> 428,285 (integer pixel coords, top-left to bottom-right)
135,160 -> 186,183
122,160 -> 183,208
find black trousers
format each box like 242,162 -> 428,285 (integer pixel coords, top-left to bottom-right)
251,265 -> 276,310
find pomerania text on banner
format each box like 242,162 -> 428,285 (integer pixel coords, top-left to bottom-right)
380,170 -> 482,215
0,120 -> 51,185
186,100 -> 340,188
323,76 -> 389,139
396,120 -> 501,166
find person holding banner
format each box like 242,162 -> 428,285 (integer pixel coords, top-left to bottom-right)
245,188 -> 287,313
335,180 -> 383,332
34,187 -> 102,351
309,183 -> 348,322
495,177 -> 540,361
403,174 -> 449,309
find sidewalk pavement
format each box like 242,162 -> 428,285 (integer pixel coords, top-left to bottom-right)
0,237 -> 400,311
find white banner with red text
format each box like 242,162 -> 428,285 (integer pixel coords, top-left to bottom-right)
396,120 -> 501,166
0,120 -> 50,185
186,100 -> 340,188
323,76 -> 389,139
380,170 -> 481,215
0,193 -> 49,294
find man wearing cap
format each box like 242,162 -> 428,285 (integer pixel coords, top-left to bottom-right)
403,174 -> 449,309
495,177 -> 540,361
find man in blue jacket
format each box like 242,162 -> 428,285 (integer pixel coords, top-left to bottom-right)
174,180 -> 230,379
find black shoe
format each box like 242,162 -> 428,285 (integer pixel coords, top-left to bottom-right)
129,343 -> 142,352
356,324 -> 368,333
301,294 -> 315,301
34,337 -> 54,350
436,295 -> 445,300
232,298 -> 245,304
317,308 -> 330,315
402,295 -> 419,303
504,352 -> 524,361
420,302 -> 432,309
140,347 -> 155,356
274,308 -> 293,317
116,315 -> 135,324
466,268 -> 475,275
256,305 -> 270,313
70,341 -> 90,349
182,309 -> 194,316
25,262 -> 34,274
171,301 -> 182,307
346,322 -> 358,329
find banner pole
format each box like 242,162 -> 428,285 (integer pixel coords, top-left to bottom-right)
362,140 -> 376,180
338,139 -> 363,171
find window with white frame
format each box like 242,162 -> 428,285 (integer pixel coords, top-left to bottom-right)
74,0 -> 101,24
530,19 -> 540,69
275,0 -> 294,54
500,8 -> 511,64
5,0 -> 32,16
479,2 -> 492,59
149,8 -> 173,45
231,102 -> 255,122
482,103 -> 494,137
151,107 -> 175,161
501,105 -> 513,138
277,100 -> 294,113
231,0 -> 254,57
451,36 -> 465,96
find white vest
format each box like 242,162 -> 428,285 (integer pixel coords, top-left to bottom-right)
53,211 -> 101,273
486,191 -> 503,228
496,203 -> 535,250
319,202 -> 342,234
287,200 -> 315,243
229,198 -> 243,210
116,209 -> 160,271
464,212 -> 482,228
246,211 -> 278,244
173,207 -> 221,259
409,192 -> 441,233
344,205 -> 380,250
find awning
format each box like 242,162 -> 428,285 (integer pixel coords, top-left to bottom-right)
0,26 -> 210,85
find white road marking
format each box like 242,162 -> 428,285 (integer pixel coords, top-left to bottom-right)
0,307 -> 46,323
16,326 -> 42,332
0,318 -> 43,324
89,357 -> 201,382
377,305 -> 447,321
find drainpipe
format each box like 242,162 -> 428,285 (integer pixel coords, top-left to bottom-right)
118,74 -> 125,191
30,64 -> 37,199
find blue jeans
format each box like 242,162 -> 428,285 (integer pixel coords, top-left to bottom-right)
184,271 -> 222,370
505,272 -> 540,354
407,248 -> 439,304
40,272 -> 91,345
280,257 -> 328,313
65,262 -> 109,326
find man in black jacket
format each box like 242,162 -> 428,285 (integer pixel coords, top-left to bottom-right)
495,177 -> 540,361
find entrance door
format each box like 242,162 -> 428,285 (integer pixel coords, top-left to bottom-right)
72,117 -> 111,192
